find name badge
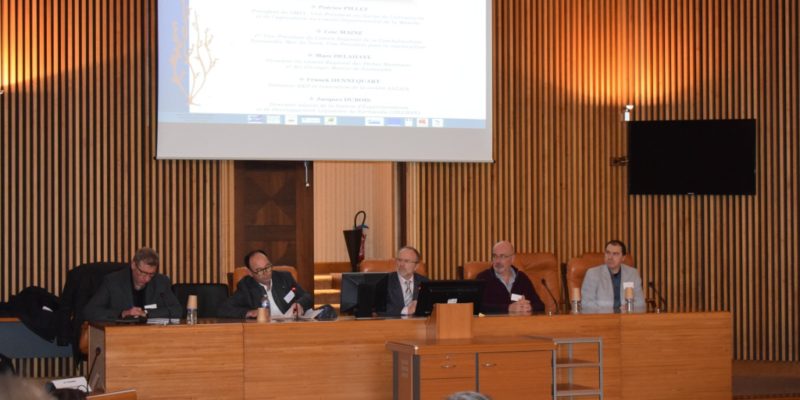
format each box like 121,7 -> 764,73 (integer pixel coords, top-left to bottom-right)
622,282 -> 634,289
510,293 -> 523,302
144,303 -> 158,310
283,290 -> 296,303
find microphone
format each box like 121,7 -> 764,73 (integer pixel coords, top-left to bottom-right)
86,347 -> 102,392
648,281 -> 667,312
540,279 -> 560,315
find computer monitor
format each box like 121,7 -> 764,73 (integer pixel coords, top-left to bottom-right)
414,280 -> 485,316
339,272 -> 389,318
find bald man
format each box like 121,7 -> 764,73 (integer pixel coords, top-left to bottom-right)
476,241 -> 544,314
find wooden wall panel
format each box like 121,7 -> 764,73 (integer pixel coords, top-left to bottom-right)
409,0 -> 798,361
0,0 -> 227,297
313,161 -> 396,262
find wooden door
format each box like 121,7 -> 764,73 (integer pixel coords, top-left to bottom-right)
234,161 -> 314,296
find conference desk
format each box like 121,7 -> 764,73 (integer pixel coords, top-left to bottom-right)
88,312 -> 731,400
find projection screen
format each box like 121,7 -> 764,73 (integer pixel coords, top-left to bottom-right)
157,0 -> 492,162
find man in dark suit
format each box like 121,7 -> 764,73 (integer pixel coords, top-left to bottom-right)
217,250 -> 312,319
83,248 -> 182,321
385,246 -> 429,316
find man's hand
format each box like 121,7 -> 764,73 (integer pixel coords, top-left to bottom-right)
121,307 -> 147,318
245,309 -> 259,319
292,303 -> 305,316
508,298 -> 532,313
406,300 -> 418,315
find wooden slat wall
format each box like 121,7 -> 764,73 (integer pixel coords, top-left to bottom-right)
0,0 -> 225,310
409,0 -> 798,361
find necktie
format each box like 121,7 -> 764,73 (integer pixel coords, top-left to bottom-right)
404,279 -> 413,306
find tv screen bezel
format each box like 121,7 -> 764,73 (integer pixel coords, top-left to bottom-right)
627,119 -> 757,196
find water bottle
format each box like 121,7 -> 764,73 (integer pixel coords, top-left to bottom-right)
258,294 -> 271,322
186,307 -> 198,324
186,294 -> 198,324
261,293 -> 270,309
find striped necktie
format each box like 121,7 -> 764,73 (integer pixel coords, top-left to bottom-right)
403,279 -> 413,306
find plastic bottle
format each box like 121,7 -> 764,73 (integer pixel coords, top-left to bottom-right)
258,293 -> 271,322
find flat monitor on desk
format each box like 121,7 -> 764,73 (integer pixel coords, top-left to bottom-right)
340,272 -> 389,318
414,280 -> 485,316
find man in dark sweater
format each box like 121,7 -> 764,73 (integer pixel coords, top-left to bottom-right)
476,241 -> 544,314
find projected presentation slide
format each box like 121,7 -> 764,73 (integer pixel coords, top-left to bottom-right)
157,0 -> 492,162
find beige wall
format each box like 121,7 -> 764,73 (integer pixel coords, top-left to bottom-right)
313,162 -> 396,262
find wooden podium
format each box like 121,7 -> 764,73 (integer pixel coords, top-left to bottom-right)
425,303 -> 474,339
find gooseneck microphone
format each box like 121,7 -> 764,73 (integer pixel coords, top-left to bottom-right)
648,281 -> 667,312
86,347 -> 102,391
540,279 -> 560,314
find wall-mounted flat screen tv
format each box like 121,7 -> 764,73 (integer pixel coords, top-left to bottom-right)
628,119 -> 756,195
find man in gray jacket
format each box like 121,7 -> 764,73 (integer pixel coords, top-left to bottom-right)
83,248 -> 182,321
580,240 -> 645,312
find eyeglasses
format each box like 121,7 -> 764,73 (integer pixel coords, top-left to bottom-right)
396,258 -> 419,265
491,253 -> 514,260
251,264 -> 273,275
134,263 -> 157,278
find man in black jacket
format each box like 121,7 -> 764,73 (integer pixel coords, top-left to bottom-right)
83,248 -> 182,322
218,250 -> 313,319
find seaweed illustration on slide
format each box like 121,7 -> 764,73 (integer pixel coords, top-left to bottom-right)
170,0 -> 218,106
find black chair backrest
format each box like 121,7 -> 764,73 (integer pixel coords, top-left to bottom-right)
171,283 -> 229,318
60,261 -> 129,359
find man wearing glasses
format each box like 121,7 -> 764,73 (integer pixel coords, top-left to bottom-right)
84,247 -> 182,321
385,246 -> 429,316
218,250 -> 312,319
476,240 -> 544,314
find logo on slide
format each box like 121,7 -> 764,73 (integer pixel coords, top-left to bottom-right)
285,115 -> 298,125
417,118 -> 429,127
432,118 -> 444,128
365,117 -> 384,126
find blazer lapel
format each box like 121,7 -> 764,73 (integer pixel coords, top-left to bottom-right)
600,266 -> 616,304
119,270 -> 135,310
387,273 -> 401,303
270,274 -> 288,312
412,273 -> 423,300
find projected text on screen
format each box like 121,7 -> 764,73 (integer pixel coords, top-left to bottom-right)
157,0 -> 492,162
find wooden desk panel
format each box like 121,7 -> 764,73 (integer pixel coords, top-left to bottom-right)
100,323 -> 244,400
478,350 -> 553,400
387,336 -> 554,400
243,319 -> 425,400
475,314 -> 622,400
621,312 -> 732,400
91,312 -> 731,400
